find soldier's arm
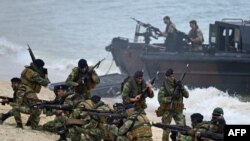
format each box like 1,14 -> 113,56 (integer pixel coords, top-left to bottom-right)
146,83 -> 154,98
118,120 -> 133,135
91,70 -> 100,84
122,82 -> 132,104
32,72 -> 50,86
181,88 -> 189,98
191,29 -> 204,43
158,86 -> 171,104
65,68 -> 78,87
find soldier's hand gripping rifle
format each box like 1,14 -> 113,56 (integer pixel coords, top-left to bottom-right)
171,64 -> 190,100
76,58 -> 105,85
0,96 -> 14,105
27,44 -> 48,77
137,71 -> 159,101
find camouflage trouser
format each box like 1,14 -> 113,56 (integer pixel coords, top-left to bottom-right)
43,116 -> 67,133
67,126 -> 101,141
177,134 -> 192,141
12,104 -> 41,129
162,110 -> 186,141
116,136 -> 129,141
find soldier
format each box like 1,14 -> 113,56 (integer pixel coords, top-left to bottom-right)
114,103 -> 153,141
160,16 -> 178,51
185,108 -> 225,141
12,59 -> 50,129
156,68 -> 189,141
0,77 -> 21,124
67,95 -> 100,141
187,20 -> 204,51
122,70 -> 154,113
65,58 -> 100,101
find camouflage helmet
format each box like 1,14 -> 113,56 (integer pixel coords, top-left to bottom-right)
212,107 -> 224,116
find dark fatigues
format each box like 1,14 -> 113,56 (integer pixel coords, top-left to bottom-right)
13,63 -> 50,129
65,67 -> 100,100
163,23 -> 177,50
122,77 -> 154,113
156,77 -> 189,141
115,111 -> 153,141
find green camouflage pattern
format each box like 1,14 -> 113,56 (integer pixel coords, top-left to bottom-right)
157,77 -> 189,141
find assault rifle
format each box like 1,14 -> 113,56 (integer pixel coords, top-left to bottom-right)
131,17 -> 161,44
152,122 -> 191,133
76,58 -> 105,85
27,44 -> 48,77
139,71 -> 159,100
169,64 -> 189,109
152,122 -> 224,140
0,96 -> 14,105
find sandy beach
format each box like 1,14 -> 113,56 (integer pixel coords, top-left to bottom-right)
0,81 -> 163,141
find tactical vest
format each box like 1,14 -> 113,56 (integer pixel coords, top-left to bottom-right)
127,78 -> 147,98
126,114 -> 152,140
20,67 -> 42,93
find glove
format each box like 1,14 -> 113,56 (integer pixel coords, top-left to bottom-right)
176,80 -> 184,90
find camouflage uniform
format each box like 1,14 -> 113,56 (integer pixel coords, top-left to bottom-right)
12,63 -> 50,129
65,66 -> 100,100
114,111 -> 153,141
156,76 -> 189,141
94,101 -> 116,141
68,99 -> 99,141
122,77 -> 154,113
42,96 -> 75,141
0,78 -> 21,124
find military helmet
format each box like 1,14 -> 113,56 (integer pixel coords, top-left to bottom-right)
212,107 -> 224,116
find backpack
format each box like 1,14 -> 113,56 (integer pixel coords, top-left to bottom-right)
120,76 -> 131,92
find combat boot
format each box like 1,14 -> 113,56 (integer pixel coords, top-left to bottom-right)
57,133 -> 67,141
16,122 -> 23,129
0,112 -> 12,124
25,119 -> 31,126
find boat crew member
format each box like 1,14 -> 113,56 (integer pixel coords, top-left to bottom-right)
160,16 -> 178,51
187,20 -> 204,51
